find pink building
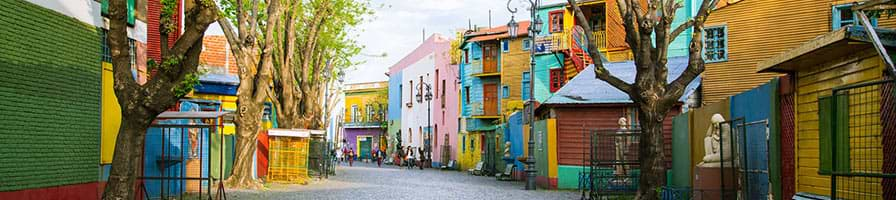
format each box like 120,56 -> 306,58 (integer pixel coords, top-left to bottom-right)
386,34 -> 459,167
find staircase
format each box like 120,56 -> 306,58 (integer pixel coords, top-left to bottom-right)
563,27 -> 593,80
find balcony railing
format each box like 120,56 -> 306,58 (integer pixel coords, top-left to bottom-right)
534,29 -> 606,54
344,121 -> 385,128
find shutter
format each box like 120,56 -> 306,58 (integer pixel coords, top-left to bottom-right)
818,95 -> 850,174
101,0 -> 109,16
127,0 -> 135,25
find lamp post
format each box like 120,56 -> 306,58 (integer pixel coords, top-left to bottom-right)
416,81 -> 434,167
507,0 -> 541,190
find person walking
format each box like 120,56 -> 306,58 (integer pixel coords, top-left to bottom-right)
417,147 -> 425,170
348,148 -> 355,167
406,147 -> 415,170
374,149 -> 381,167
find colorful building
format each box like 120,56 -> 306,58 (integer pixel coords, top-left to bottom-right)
387,34 -> 457,167
458,22 -> 533,172
343,81 -> 388,160
758,26 -> 896,199
536,58 -> 699,189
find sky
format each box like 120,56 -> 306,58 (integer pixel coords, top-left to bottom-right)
344,0 -> 566,84
205,0 -> 566,84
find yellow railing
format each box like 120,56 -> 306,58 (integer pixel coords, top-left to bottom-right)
592,31 -> 607,50
534,29 -> 607,53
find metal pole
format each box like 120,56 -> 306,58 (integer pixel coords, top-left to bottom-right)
525,0 -> 540,190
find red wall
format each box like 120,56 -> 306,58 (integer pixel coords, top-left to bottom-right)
257,130 -> 270,178
0,182 -> 100,200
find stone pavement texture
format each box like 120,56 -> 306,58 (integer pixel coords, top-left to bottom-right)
228,162 -> 579,200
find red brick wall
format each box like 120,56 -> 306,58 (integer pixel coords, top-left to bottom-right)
147,0 -> 181,62
199,35 -> 237,74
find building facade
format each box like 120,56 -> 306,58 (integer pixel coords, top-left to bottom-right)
343,81 -> 388,160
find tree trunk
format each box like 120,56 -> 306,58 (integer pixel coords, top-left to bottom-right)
635,103 -> 669,200
103,117 -> 153,200
226,107 -> 262,189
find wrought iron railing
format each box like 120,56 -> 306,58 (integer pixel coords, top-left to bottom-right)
827,79 -> 896,200
534,29 -> 606,54
344,121 -> 385,128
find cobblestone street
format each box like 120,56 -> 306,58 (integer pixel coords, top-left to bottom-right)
228,162 -> 579,200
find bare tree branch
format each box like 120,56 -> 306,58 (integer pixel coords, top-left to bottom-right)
665,0 -> 719,99
669,19 -> 693,42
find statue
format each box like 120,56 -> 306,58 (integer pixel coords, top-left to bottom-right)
614,117 -> 630,177
698,114 -> 731,167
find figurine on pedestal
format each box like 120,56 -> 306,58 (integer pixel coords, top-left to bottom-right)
698,114 -> 731,168
612,117 -> 631,185
693,114 -> 737,200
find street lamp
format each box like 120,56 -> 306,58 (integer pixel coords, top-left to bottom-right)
418,82 -> 433,167
508,0 -> 541,191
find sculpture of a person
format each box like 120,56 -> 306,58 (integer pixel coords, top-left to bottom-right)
698,114 -> 731,167
614,117 -> 629,176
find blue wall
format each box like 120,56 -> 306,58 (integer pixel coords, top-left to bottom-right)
729,82 -> 773,199
388,71 -> 403,121
505,112 -> 525,171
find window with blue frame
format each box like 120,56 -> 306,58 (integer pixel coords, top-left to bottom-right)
502,39 -> 510,52
502,85 -> 509,99
521,71 -> 531,100
522,38 -> 531,51
832,4 -> 877,30
703,26 -> 727,63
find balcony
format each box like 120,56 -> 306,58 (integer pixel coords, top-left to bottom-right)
344,121 -> 385,128
534,29 -> 606,54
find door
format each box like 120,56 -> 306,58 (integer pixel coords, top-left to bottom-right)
483,83 -> 498,116
483,44 -> 498,73
359,136 -> 371,160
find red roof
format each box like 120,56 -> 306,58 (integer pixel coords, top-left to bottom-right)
467,21 -> 531,42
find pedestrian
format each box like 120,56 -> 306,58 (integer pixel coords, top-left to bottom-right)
376,149 -> 384,167
417,147 -> 425,170
348,148 -> 355,167
406,147 -> 415,170
396,146 -> 405,168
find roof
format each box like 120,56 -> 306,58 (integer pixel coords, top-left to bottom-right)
542,56 -> 701,105
156,111 -> 230,119
465,21 -> 531,43
268,128 -> 325,138
757,26 -> 896,73
199,73 -> 239,85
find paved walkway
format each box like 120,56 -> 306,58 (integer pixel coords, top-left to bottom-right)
228,162 -> 579,200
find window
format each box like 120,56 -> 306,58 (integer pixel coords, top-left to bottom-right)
817,95 -> 850,173
462,135 -> 466,152
464,50 -> 470,64
549,68 -> 565,92
409,128 -> 413,143
409,80 -> 414,105
502,39 -> 510,52
549,11 -> 564,33
465,86 -> 471,103
441,79 -> 446,108
129,39 -> 137,79
435,70 -> 439,99
366,106 -> 373,122
521,72 -> 531,99
502,85 -> 509,99
100,29 -> 111,62
703,26 -> 727,63
832,4 -> 877,30
522,38 -> 531,51
351,105 -> 359,122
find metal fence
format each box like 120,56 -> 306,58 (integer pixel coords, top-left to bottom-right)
586,127 -> 641,199
828,79 -> 896,200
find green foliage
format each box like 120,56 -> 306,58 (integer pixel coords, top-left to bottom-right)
159,55 -> 183,71
160,0 -> 179,33
172,71 -> 204,97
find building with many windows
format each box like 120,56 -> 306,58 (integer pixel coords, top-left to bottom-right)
343,81 -> 388,161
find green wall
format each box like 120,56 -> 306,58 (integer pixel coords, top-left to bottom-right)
558,165 -> 587,189
0,0 -> 102,191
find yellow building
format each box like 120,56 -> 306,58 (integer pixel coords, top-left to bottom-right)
759,26 -> 895,199
342,81 -> 388,160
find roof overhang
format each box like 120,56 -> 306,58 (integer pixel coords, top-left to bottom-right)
757,26 -> 896,73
